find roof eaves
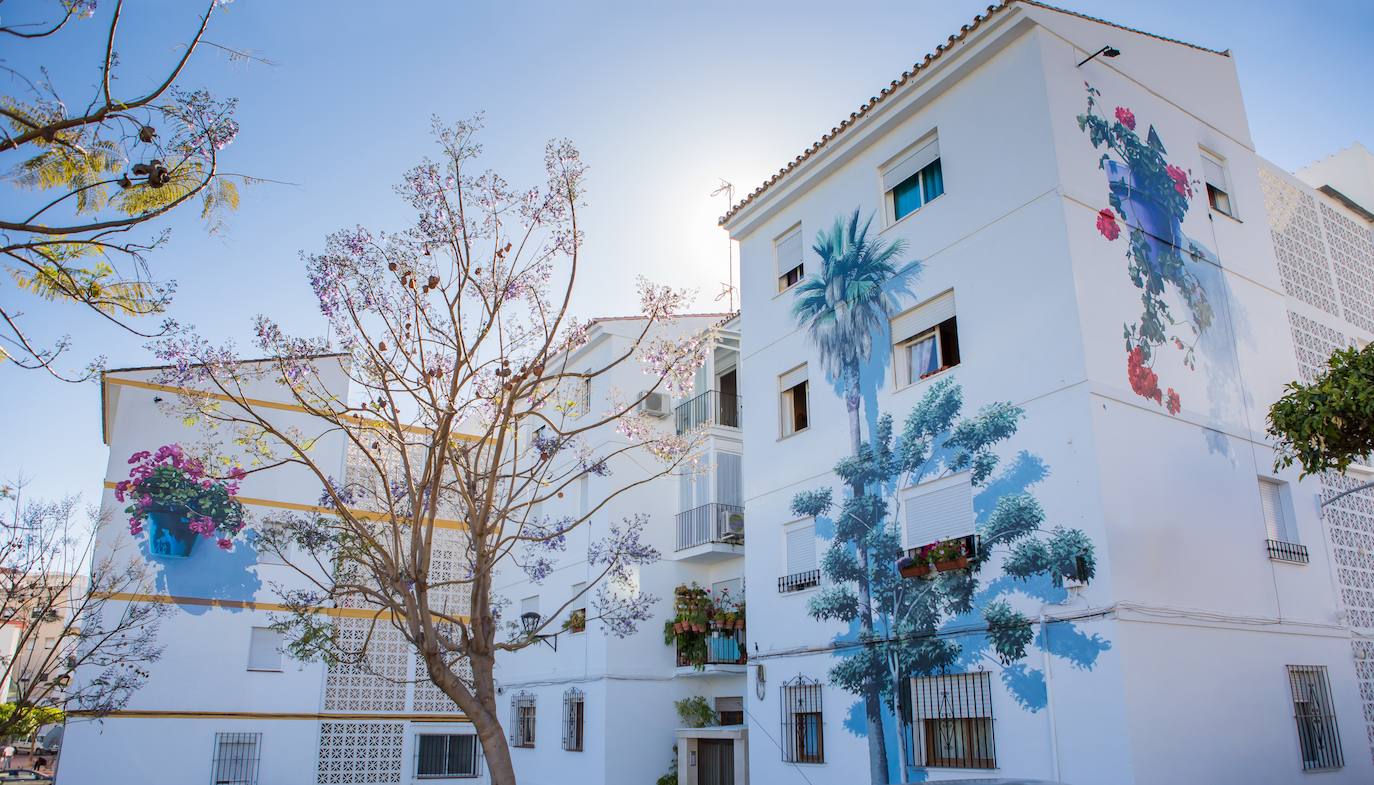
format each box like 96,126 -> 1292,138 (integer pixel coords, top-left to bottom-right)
718,0 -> 1228,227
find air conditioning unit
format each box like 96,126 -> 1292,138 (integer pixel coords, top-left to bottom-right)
722,511 -> 745,544
639,391 -> 670,418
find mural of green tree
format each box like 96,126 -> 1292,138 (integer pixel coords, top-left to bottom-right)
789,213 -> 1107,782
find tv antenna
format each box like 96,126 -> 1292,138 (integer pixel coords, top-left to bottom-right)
710,179 -> 737,312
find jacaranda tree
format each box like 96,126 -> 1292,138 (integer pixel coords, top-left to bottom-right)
149,117 -> 707,785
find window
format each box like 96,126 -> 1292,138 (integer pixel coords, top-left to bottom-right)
884,137 -> 943,223
1286,665 -> 1343,771
779,366 -> 809,437
779,520 -> 819,593
902,472 -> 975,551
912,671 -> 996,769
892,291 -> 959,387
247,627 -> 283,671
1260,478 -> 1308,563
775,226 -> 805,292
1200,149 -> 1233,217
211,732 -> 261,785
510,692 -> 537,748
781,676 -> 824,763
576,377 -> 591,418
568,582 -> 586,633
578,475 -> 590,518
562,688 -> 585,751
521,596 -> 540,620
416,733 -> 481,778
716,696 -> 744,726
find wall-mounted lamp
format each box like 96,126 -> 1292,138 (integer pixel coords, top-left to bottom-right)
1077,45 -> 1121,68
520,611 -> 558,651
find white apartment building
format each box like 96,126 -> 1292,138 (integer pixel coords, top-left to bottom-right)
718,2 -> 1374,784
492,313 -> 750,785
60,358 -> 486,785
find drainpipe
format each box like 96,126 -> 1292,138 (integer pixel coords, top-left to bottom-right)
1040,612 -> 1061,782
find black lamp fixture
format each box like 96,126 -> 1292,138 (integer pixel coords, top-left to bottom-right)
520,611 -> 558,651
1077,44 -> 1121,68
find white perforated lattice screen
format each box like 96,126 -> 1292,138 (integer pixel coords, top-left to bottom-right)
322,618 -> 408,712
1318,201 -> 1374,334
1262,168 -> 1340,316
1352,639 -> 1374,766
317,721 -> 404,784
412,646 -> 473,713
1286,311 -> 1351,384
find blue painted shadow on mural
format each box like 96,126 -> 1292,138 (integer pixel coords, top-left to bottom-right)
143,531 -> 264,614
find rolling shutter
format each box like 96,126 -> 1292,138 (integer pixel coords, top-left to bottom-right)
883,138 -> 940,191
903,472 -> 975,549
891,291 -> 955,343
786,521 -> 816,574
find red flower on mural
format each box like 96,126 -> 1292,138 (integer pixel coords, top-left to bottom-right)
1114,106 -> 1136,130
1096,208 -> 1120,240
1166,388 -> 1181,415
1127,347 -> 1163,404
1166,164 -> 1190,197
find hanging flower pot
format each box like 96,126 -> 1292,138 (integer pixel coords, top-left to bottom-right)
933,555 -> 970,573
897,554 -> 931,579
144,507 -> 197,559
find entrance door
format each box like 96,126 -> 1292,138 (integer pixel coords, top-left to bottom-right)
698,739 -> 734,785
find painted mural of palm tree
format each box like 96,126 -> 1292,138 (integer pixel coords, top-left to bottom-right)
792,209 -> 915,785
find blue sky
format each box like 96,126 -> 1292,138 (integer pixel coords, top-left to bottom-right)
3,0 -> 1371,503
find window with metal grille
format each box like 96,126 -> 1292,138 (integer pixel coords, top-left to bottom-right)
509,692 -> 536,748
415,734 -> 481,778
780,676 -> 824,763
562,688 -> 585,751
911,671 -> 996,769
1287,665 -> 1344,770
211,732 -> 261,785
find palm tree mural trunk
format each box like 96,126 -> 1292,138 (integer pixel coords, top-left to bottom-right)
846,366 -> 889,785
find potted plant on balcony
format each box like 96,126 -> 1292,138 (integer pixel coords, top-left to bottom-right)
564,609 -> 586,634
897,536 -> 973,579
116,444 -> 247,559
665,584 -> 713,668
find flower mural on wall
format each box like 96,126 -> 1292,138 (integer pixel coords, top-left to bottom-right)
789,216 -> 1107,783
118,444 -> 247,557
1078,83 -> 1215,415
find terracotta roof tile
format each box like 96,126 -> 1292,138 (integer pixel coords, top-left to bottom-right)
718,0 -> 1227,227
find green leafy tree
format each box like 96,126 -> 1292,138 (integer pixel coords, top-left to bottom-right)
1,0 -> 250,381
790,209 -> 912,784
1269,343 -> 1374,477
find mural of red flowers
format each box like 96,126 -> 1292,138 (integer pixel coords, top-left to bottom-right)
1096,208 -> 1120,240
1079,83 -> 1217,417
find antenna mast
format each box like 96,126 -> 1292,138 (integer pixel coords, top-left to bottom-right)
710,179 -> 737,312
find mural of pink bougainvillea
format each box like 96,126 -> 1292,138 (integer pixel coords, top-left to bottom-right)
1078,83 -> 1215,415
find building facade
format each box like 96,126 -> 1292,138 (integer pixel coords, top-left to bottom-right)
491,314 -> 749,785
60,358 -> 485,785
722,2 -> 1373,784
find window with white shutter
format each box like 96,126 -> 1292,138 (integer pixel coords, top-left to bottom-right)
780,520 -> 819,593
902,473 -> 975,550
246,627 -> 283,672
883,135 -> 944,223
1260,478 -> 1308,564
1200,148 -> 1234,217
779,365 -> 810,437
891,291 -> 960,387
775,226 -> 805,292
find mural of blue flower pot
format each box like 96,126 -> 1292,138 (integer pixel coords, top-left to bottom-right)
1104,159 -> 1179,276
145,507 -> 198,559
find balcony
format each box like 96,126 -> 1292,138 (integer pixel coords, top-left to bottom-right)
1267,539 -> 1309,564
675,627 -> 747,677
777,569 -> 820,593
674,503 -> 744,562
675,390 -> 741,434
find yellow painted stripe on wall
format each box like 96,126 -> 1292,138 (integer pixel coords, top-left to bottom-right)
102,481 -> 468,531
68,709 -> 470,722
103,375 -> 480,441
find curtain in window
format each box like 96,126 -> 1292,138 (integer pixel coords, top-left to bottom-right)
907,335 -> 938,383
921,159 -> 944,202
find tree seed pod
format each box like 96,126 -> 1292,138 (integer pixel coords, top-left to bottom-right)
138,125 -> 157,143
378,341 -> 387,352
427,275 -> 440,288
388,262 -> 398,271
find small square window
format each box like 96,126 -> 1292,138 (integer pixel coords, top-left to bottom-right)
892,292 -> 960,387
883,138 -> 943,223
1200,149 -> 1233,217
775,226 -> 805,293
211,732 -> 262,785
247,627 -> 283,672
778,366 -> 809,437
417,733 -> 481,778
